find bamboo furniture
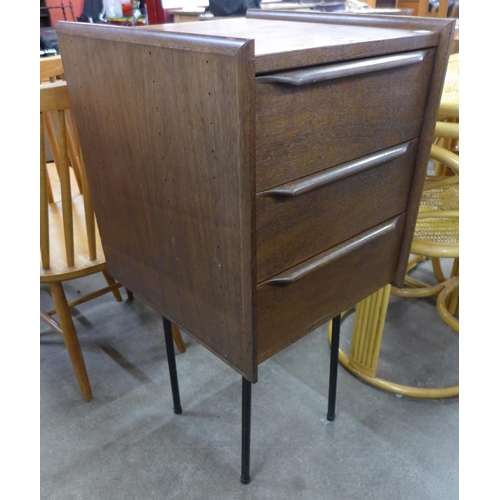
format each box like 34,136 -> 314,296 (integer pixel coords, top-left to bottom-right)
393,141 -> 459,332
57,11 -> 454,482
332,49 -> 459,399
440,53 -> 459,115
435,53 -> 458,176
332,141 -> 459,398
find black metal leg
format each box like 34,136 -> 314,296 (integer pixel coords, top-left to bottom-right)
240,377 -> 252,484
162,316 -> 182,415
327,315 -> 341,421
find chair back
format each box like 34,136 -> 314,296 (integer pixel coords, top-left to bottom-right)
40,55 -> 65,82
41,54 -> 84,194
40,81 -> 99,275
396,0 -> 450,17
413,143 -> 458,258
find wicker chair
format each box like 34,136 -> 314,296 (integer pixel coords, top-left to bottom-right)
392,143 -> 459,332
329,141 -> 459,398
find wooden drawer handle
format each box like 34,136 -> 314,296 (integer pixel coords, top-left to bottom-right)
260,218 -> 400,286
257,51 -> 426,86
259,142 -> 410,197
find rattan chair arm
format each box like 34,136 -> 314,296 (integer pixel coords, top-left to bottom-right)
418,210 -> 459,219
434,120 -> 459,139
411,239 -> 459,259
423,175 -> 458,191
438,101 -> 459,119
430,144 -> 459,174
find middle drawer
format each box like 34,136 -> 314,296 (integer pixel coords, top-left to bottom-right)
256,139 -> 418,282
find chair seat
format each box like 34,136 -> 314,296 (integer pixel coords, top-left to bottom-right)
412,218 -> 458,257
413,216 -> 458,245
419,182 -> 458,212
412,183 -> 458,257
40,194 -> 107,282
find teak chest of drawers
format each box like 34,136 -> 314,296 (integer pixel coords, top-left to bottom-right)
57,10 -> 454,483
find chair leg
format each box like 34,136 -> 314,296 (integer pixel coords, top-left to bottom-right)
241,377 -> 252,485
48,282 -> 92,401
162,316 -> 183,414
448,258 -> 459,316
101,270 -> 123,302
171,323 -> 186,353
327,314 -> 341,421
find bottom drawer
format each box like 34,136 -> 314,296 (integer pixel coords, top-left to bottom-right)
256,215 -> 406,363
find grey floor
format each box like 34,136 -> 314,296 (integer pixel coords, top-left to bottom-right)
40,259 -> 458,500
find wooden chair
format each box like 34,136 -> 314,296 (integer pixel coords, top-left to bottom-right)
448,0 -> 458,18
40,81 -> 185,401
40,55 -> 64,83
40,54 -> 187,342
396,0 -> 450,17
40,55 -> 83,196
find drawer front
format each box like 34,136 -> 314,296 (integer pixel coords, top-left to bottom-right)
255,48 -> 435,191
256,215 -> 406,363
256,140 -> 418,282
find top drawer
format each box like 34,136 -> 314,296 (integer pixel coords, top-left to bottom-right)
255,48 -> 435,191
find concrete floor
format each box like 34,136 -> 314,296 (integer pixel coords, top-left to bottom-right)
40,259 -> 458,499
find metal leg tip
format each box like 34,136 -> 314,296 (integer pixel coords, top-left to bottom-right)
240,476 -> 251,485
327,414 -> 335,422
174,406 -> 183,414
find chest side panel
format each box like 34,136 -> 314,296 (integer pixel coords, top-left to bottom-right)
57,25 -> 257,381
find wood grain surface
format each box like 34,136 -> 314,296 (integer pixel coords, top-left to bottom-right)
256,216 -> 406,363
256,140 -> 418,282
141,16 -> 439,73
56,13 -> 455,379
254,49 -> 434,191
57,24 -> 257,381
